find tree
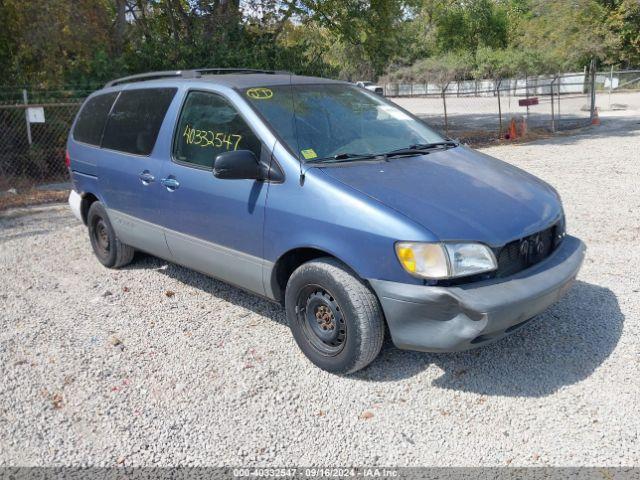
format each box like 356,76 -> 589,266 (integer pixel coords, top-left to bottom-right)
474,46 -> 514,80
0,0 -> 113,86
607,0 -> 640,67
1,0 -> 637,89
434,0 -> 509,54
299,0 -> 406,77
394,51 -> 473,134
517,0 -> 612,70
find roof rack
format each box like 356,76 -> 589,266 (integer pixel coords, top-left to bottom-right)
104,68 -> 289,88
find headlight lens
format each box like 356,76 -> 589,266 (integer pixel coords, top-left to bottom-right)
395,243 -> 449,279
395,242 -> 497,279
444,243 -> 498,278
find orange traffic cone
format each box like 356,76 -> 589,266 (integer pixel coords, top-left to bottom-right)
591,107 -> 601,126
507,118 -> 517,140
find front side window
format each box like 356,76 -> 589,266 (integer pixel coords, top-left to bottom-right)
101,88 -> 177,155
73,92 -> 118,146
243,84 -> 444,161
173,91 -> 261,169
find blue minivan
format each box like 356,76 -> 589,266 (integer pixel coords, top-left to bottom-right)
67,69 -> 585,373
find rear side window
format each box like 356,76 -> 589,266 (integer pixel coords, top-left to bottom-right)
72,92 -> 118,146
102,88 -> 177,155
173,91 -> 261,168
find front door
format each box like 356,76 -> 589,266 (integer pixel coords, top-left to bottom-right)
161,90 -> 268,296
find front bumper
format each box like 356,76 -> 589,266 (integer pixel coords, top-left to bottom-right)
369,235 -> 585,352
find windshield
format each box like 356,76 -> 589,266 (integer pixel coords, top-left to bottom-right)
242,84 -> 444,162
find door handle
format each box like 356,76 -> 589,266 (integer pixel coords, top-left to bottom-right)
160,177 -> 180,191
139,171 -> 155,185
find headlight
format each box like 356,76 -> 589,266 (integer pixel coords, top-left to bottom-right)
395,242 -> 497,280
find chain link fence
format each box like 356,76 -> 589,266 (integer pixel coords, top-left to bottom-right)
0,86 -> 98,204
0,68 -> 636,201
385,68 -> 600,143
0,102 -> 80,191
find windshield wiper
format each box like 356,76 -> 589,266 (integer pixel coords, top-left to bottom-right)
410,140 -> 459,149
307,141 -> 459,164
383,141 -> 459,158
306,152 -> 385,164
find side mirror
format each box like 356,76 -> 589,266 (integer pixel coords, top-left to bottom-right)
213,150 -> 262,180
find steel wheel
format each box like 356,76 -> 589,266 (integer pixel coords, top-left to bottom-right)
296,285 -> 347,356
285,258 -> 385,373
86,201 -> 135,268
92,217 -> 111,257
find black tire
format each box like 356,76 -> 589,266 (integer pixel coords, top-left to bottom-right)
285,257 -> 385,374
87,202 -> 134,268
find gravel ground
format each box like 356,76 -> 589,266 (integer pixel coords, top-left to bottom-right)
1,113 -> 639,467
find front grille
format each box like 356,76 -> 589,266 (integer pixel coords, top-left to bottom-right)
432,219 -> 565,287
494,224 -> 559,278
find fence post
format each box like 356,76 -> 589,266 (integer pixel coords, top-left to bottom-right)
496,78 -> 503,138
550,76 -> 556,132
22,89 -> 33,146
442,84 -> 449,137
609,65 -> 613,108
524,74 -> 530,120
589,59 -> 597,121
557,77 -> 561,123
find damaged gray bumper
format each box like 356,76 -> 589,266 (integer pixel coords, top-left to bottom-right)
369,235 -> 586,352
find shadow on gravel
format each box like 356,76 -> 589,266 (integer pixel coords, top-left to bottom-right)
516,115 -> 640,147
125,253 -> 287,325
125,255 -> 622,397
417,113 -> 640,146
358,281 -> 623,397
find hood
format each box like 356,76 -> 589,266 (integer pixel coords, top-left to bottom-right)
318,146 -> 562,246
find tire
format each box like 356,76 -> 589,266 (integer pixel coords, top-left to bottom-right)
285,257 -> 385,374
87,202 -> 135,268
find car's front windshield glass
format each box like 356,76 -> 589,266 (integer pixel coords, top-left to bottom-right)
242,83 -> 445,162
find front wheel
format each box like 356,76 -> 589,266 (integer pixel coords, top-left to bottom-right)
285,258 -> 385,374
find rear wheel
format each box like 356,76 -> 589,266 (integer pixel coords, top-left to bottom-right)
285,258 -> 385,374
87,202 -> 134,268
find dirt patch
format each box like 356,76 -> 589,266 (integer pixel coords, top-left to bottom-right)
0,189 -> 67,211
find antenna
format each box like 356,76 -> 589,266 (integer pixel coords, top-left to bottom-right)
288,71 -> 305,185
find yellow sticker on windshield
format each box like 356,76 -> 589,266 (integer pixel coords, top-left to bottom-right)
246,87 -> 273,100
301,148 -> 318,160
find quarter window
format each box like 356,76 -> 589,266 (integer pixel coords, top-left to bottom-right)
173,91 -> 261,168
101,88 -> 177,155
73,92 -> 118,146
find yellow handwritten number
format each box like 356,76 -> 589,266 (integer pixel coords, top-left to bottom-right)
182,124 -> 242,151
